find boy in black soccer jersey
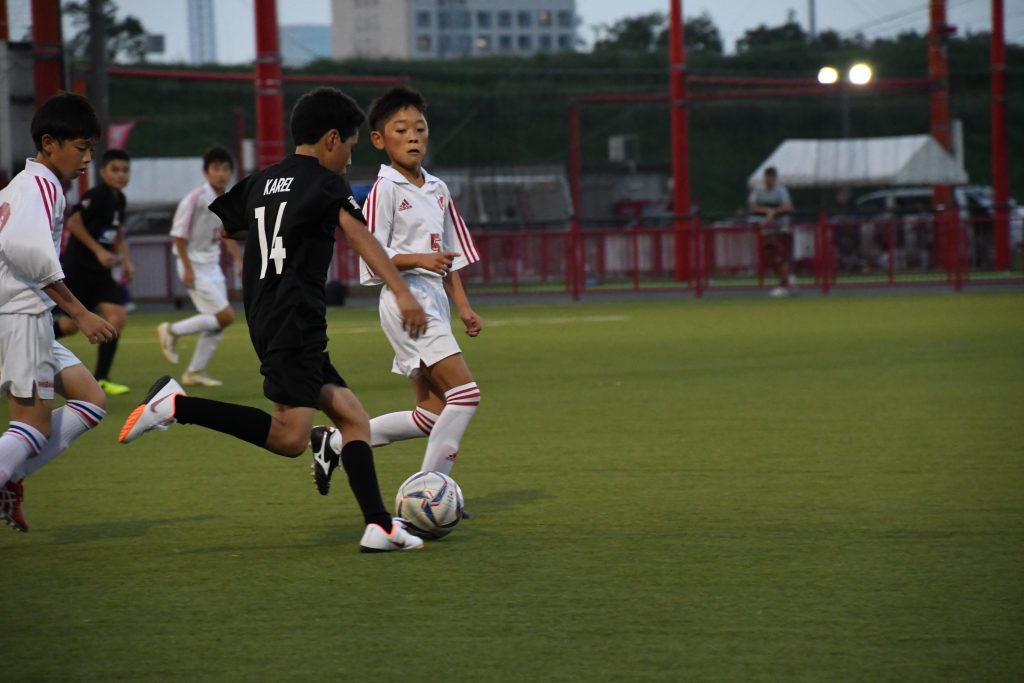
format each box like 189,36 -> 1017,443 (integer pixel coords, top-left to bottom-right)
56,149 -> 134,395
119,87 -> 430,553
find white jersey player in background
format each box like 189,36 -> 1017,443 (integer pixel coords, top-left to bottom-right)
310,86 -> 482,499
156,147 -> 242,387
0,93 -> 116,532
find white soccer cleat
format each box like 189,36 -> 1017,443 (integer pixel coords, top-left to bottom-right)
182,370 -> 223,387
769,286 -> 790,298
359,517 -> 425,553
119,376 -> 185,444
156,322 -> 179,364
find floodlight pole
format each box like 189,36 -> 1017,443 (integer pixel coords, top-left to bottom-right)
254,0 -> 285,169
991,0 -> 1010,270
668,0 -> 691,283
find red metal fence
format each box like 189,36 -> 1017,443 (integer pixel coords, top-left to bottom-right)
125,215 -> 1021,303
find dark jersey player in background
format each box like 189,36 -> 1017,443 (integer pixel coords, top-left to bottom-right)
56,149 -> 134,395
119,87 -> 430,553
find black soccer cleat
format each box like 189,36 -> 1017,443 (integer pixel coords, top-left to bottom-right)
310,426 -> 340,496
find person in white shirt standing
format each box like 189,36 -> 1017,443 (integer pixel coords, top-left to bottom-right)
156,147 -> 242,387
0,93 -> 117,532
309,86 -> 482,498
749,166 -> 797,297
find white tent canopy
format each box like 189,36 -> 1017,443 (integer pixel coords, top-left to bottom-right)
747,134 -> 968,189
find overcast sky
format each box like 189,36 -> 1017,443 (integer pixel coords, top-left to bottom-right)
5,0 -> 1021,64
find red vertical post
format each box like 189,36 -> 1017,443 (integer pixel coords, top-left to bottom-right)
692,215 -> 704,298
886,220 -> 895,284
233,107 -> 246,177
929,0 -> 955,279
567,102 -> 583,300
72,75 -> 90,196
511,232 -> 520,294
31,0 -> 63,106
632,230 -> 640,290
254,0 -> 285,169
668,0 -> 691,283
991,0 -> 1010,270
1,0 -> 10,40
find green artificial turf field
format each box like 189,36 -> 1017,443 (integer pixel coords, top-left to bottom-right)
3,292 -> 1022,681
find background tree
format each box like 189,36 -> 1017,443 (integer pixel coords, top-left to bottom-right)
737,10 -> 808,53
656,11 -> 724,55
595,11 -> 724,55
593,13 -> 665,53
63,0 -> 147,63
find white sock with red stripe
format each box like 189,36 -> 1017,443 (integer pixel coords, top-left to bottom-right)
0,422 -> 45,486
12,401 -> 105,481
420,382 -> 480,475
370,407 -> 439,447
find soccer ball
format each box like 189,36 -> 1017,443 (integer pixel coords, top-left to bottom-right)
395,471 -> 464,539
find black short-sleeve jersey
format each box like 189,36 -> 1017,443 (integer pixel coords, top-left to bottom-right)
63,183 -> 125,272
209,154 -> 364,354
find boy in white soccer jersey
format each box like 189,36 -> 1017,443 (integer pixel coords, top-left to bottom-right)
156,147 -> 243,387
310,86 -> 482,497
0,93 -> 117,532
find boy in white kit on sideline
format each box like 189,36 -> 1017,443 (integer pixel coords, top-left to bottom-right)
156,147 -> 243,387
0,93 -> 117,532
310,86 -> 482,496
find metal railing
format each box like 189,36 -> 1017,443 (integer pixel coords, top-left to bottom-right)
124,215 -> 1022,302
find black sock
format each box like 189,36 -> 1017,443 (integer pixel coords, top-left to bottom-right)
174,396 -> 272,448
340,441 -> 391,530
94,338 -> 118,380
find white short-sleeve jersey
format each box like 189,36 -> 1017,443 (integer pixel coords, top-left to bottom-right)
0,159 -> 67,315
359,165 -> 480,286
170,182 -> 224,265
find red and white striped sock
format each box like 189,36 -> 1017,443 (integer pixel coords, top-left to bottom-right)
0,421 -> 45,486
369,407 -> 439,447
13,401 -> 105,481
421,382 -> 480,475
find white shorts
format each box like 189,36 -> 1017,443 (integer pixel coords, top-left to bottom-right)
177,260 -> 229,315
379,275 -> 461,377
0,313 -> 82,400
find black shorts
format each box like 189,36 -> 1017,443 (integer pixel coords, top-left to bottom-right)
62,266 -> 124,311
260,347 -> 347,408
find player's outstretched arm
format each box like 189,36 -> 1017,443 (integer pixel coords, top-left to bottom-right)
43,281 -> 117,343
338,209 -> 427,338
443,271 -> 481,337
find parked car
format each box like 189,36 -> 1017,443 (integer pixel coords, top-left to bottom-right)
853,185 -> 1023,270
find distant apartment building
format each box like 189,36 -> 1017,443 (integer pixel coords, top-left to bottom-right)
281,25 -> 332,67
330,0 -> 577,60
187,0 -> 216,63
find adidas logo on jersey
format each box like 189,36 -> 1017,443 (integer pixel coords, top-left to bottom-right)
398,199 -> 413,211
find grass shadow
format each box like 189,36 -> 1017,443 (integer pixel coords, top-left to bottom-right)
47,514 -> 219,544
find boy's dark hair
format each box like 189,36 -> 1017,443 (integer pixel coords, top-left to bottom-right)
290,87 -> 365,146
367,86 -> 426,133
30,92 -> 101,151
203,146 -> 234,171
102,149 -> 130,167
764,166 -> 778,177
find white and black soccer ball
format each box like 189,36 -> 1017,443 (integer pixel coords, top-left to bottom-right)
395,471 -> 464,539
